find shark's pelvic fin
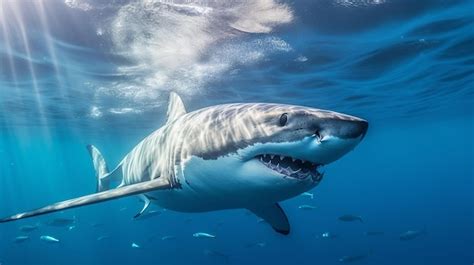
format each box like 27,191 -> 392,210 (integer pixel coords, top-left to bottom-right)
166,92 -> 187,124
134,195 -> 151,219
0,178 -> 171,223
249,203 -> 290,235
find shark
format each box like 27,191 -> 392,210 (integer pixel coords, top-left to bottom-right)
0,93 -> 368,235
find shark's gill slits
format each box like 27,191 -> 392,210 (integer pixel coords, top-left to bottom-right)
256,154 -> 323,182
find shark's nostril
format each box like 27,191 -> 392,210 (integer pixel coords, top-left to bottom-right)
315,131 -> 321,139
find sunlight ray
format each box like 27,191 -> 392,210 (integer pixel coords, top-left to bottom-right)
10,2 -> 50,136
35,1 -> 76,129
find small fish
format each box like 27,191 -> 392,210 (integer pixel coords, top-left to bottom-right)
298,204 -> 316,210
300,192 -> 314,199
19,225 -> 38,232
134,210 -> 162,220
47,217 -> 75,227
245,242 -> 267,248
338,215 -> 363,223
13,236 -> 30,243
400,229 -> 426,241
40,235 -> 60,243
339,254 -> 368,263
68,225 -> 75,231
131,242 -> 141,248
364,231 -> 384,236
90,223 -> 104,228
161,235 -> 176,241
319,232 -> 338,239
97,235 -> 110,241
193,232 -> 216,239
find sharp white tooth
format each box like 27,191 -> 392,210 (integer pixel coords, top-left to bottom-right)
270,155 -> 274,159
292,158 -> 296,162
278,155 -> 283,160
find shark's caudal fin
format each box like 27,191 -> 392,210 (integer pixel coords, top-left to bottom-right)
86,145 -> 111,192
86,145 -> 123,192
0,178 -> 171,223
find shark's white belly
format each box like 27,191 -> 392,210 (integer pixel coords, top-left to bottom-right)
145,155 -> 317,212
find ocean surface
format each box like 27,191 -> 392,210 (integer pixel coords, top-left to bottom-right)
0,0 -> 473,264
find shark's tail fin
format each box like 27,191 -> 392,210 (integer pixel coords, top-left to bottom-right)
87,145 -> 111,192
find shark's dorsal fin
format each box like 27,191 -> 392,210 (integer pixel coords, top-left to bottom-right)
166,92 -> 187,124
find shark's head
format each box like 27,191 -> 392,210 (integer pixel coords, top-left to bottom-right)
172,101 -> 368,206
235,104 -> 368,185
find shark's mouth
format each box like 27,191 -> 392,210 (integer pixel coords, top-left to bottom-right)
255,154 -> 324,182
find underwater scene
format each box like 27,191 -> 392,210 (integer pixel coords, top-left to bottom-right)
0,0 -> 473,264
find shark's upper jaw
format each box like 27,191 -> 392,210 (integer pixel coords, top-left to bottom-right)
255,154 -> 324,182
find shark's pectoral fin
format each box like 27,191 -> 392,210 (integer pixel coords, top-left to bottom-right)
134,195 -> 151,219
248,203 -> 290,235
0,178 -> 171,223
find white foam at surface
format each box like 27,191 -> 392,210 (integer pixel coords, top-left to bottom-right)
64,0 -> 93,11
295,55 -> 308,62
89,106 -> 102,118
102,0 -> 294,105
109,108 -> 143,115
335,0 -> 386,7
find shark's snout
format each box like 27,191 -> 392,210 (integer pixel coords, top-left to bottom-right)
289,111 -> 369,166
317,116 -> 368,141
341,119 -> 368,139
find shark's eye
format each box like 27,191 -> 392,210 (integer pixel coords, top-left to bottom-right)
279,113 -> 288,126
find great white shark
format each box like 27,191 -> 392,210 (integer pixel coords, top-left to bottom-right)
0,93 -> 368,234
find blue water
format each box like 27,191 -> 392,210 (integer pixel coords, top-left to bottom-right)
1,0 -> 473,264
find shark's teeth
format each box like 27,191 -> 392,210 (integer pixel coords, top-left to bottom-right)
255,154 -> 322,181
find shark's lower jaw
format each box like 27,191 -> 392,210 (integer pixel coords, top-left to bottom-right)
255,154 -> 324,182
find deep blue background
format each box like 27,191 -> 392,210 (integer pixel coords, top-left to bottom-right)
0,115 -> 472,264
1,0 -> 473,264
